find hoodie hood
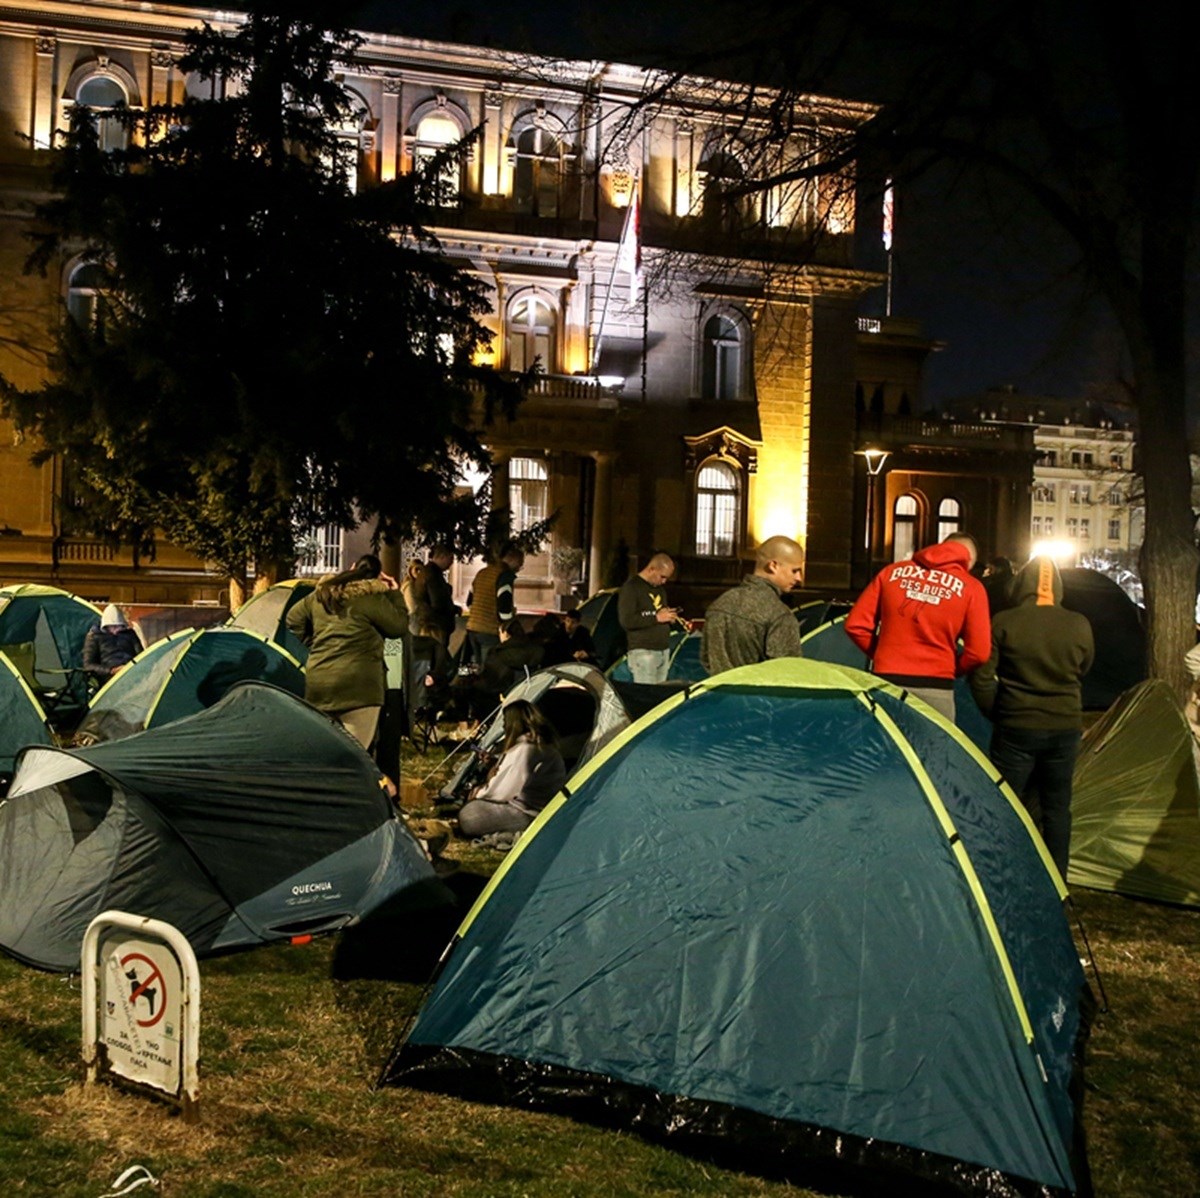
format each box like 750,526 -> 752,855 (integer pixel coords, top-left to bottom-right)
912,540 -> 973,572
1011,555 -> 1063,606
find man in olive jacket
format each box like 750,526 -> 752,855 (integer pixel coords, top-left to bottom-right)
701,536 -> 805,675
969,555 -> 1094,880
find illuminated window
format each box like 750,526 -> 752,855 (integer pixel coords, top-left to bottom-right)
694,460 -> 739,557
76,74 -> 129,152
1032,516 -> 1043,536
1044,515 -> 1055,534
506,295 -> 556,373
1066,517 -> 1079,538
509,457 -> 549,532
413,113 -> 463,198
295,524 -> 345,575
701,315 -> 743,400
936,497 -> 961,542
513,125 -> 576,218
66,261 -> 109,330
1079,518 -> 1090,540
893,494 -> 917,562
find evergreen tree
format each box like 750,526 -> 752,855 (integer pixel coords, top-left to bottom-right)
1,5 -> 519,598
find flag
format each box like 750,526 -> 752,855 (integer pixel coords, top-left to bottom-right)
882,179 -> 894,253
616,180 -> 641,304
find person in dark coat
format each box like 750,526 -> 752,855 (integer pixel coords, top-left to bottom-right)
82,604 -> 143,683
969,555 -> 1094,881
286,554 -> 408,749
467,620 -> 543,718
562,608 -> 598,664
424,545 -> 458,644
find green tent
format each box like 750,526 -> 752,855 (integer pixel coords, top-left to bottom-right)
385,659 -> 1091,1196
0,583 -> 101,717
1069,679 -> 1200,906
0,653 -> 52,778
226,579 -> 315,664
76,626 -> 305,744
0,682 -> 437,971
576,588 -> 625,670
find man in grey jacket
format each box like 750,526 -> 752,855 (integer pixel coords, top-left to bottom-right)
701,536 -> 805,675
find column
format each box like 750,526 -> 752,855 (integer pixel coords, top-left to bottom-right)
490,449 -> 511,548
33,34 -> 57,151
588,451 -> 613,591
381,83 -> 400,183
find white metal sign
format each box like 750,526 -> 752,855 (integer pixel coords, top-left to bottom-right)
82,911 -> 201,1120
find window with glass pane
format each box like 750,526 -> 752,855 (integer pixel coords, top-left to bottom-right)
66,262 -> 109,329
77,75 -> 128,152
509,457 -> 549,532
936,497 -> 961,542
413,113 -> 462,197
507,296 -> 555,373
295,524 -> 344,575
893,494 -> 917,562
514,126 -> 565,217
1108,518 -> 1121,540
695,461 -> 738,556
702,316 -> 741,400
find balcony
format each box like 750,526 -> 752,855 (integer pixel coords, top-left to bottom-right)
859,413 -> 1037,454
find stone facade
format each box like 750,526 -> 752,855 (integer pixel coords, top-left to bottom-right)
0,0 -> 897,611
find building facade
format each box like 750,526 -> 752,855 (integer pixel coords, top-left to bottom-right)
1,0 -> 923,611
948,389 -> 1143,567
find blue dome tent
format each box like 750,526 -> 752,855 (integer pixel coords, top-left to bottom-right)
384,659 -> 1092,1196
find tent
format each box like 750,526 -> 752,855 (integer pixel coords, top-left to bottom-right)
226,579 -> 315,664
801,616 -> 993,752
76,626 -> 305,744
1069,679 -> 1200,907
575,589 -> 625,670
607,628 -> 703,683
385,659 -> 1091,1196
0,683 -> 436,971
1058,568 -> 1146,710
439,663 -> 635,804
0,654 -> 52,779
0,583 -> 101,717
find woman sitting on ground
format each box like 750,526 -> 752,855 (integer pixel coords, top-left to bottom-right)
457,700 -> 566,838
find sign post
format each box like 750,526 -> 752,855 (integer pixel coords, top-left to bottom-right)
82,911 -> 201,1121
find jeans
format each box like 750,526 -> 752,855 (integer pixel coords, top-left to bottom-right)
628,647 -> 671,684
467,631 -> 499,668
458,798 -> 533,837
990,726 -> 1082,882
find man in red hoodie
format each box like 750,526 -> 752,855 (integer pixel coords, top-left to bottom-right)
844,532 -> 991,722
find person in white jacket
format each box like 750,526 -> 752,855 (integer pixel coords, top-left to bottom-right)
457,700 -> 567,838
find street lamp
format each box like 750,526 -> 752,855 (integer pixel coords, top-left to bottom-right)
855,446 -> 891,560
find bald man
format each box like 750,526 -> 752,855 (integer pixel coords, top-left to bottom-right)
618,552 -> 679,683
701,536 -> 806,675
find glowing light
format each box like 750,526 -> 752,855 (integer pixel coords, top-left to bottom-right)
1031,538 -> 1077,565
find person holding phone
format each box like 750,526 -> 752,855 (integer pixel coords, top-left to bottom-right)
618,552 -> 678,684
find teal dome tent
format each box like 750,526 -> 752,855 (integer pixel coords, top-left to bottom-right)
0,654 -> 52,779
77,626 -> 305,743
226,579 -> 315,664
385,659 -> 1092,1196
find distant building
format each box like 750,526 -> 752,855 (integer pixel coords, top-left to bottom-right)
946,388 -> 1143,565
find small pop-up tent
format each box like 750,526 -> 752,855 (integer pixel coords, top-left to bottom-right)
0,583 -> 101,717
0,683 -> 436,971
0,653 -> 52,779
576,589 -> 625,670
226,579 -> 315,664
76,626 -> 305,743
386,659 -> 1091,1197
439,663 -> 634,804
1069,679 -> 1200,907
801,616 -> 993,752
1058,568 -> 1146,710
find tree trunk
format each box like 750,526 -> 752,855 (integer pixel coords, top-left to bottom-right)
228,574 -> 248,613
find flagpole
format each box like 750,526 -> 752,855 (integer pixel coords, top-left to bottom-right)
590,189 -> 636,374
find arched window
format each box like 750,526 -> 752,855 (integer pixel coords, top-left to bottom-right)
513,123 -> 577,218
509,456 -> 549,533
695,460 -> 740,557
507,295 -> 556,373
413,112 -> 463,198
893,494 -> 918,562
701,315 -> 743,400
937,497 -> 961,542
66,261 -> 109,330
76,74 -> 129,153
698,143 -> 756,232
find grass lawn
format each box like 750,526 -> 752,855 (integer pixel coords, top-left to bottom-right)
0,744 -> 1195,1196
